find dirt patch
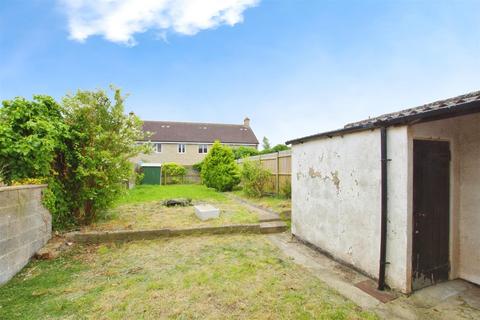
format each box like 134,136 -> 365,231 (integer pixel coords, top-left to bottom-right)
34,234 -> 74,260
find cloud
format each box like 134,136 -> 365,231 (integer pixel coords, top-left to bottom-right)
59,0 -> 259,45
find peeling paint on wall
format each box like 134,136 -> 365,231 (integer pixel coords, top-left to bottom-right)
330,170 -> 340,193
308,167 -> 322,178
307,167 -> 341,194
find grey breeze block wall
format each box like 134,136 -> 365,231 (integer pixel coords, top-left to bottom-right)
0,185 -> 52,285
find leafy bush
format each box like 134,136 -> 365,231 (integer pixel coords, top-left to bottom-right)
192,161 -> 204,173
162,162 -> 187,184
11,178 -> 47,186
201,141 -> 240,192
0,96 -> 67,184
240,160 -> 271,197
281,182 -> 291,199
233,146 -> 260,159
0,88 -> 146,229
135,167 -> 144,185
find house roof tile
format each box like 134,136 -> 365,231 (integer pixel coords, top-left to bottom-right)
141,120 -> 259,145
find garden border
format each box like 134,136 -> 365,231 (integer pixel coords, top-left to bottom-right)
66,222 -> 287,244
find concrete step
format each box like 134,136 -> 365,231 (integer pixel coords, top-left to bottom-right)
260,221 -> 288,234
259,216 -> 283,223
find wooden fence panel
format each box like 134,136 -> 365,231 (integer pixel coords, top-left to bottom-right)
237,150 -> 291,195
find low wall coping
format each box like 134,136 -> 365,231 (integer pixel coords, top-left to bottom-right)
0,184 -> 48,193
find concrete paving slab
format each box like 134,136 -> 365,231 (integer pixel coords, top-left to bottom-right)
194,204 -> 220,221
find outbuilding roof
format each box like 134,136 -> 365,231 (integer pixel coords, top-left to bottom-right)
141,120 -> 259,145
286,90 -> 480,145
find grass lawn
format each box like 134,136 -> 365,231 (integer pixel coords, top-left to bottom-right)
116,184 -> 227,205
89,185 -> 258,231
231,190 -> 291,214
0,235 -> 378,319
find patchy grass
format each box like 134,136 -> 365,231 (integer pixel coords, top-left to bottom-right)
0,235 -> 378,319
90,200 -> 258,231
91,185 -> 258,231
116,184 -> 227,206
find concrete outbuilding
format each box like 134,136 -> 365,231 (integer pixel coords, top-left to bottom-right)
286,91 -> 480,293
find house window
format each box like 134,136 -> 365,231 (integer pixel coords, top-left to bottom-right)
198,144 -> 208,154
153,143 -> 162,153
178,144 -> 186,153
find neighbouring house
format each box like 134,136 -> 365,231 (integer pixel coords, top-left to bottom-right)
132,117 -> 259,166
286,91 -> 480,294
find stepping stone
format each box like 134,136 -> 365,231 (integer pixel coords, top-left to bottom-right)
194,204 -> 220,221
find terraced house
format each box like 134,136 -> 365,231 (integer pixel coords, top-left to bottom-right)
133,117 -> 259,166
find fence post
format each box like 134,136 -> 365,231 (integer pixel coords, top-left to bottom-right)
276,152 -> 280,195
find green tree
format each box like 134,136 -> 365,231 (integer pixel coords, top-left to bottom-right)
1,89 -> 146,228
0,96 -> 67,184
269,144 -> 290,153
55,88 -> 145,225
201,141 -> 240,192
233,146 -> 260,159
262,136 -> 271,151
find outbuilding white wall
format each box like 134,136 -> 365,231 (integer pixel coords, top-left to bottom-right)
291,127 -> 410,292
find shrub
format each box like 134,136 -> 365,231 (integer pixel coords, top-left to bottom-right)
11,178 -> 47,186
0,88 -> 147,229
135,167 -> 144,185
54,88 -> 145,226
0,96 -> 67,184
192,161 -> 204,173
201,141 -> 240,192
240,160 -> 271,197
281,182 -> 291,199
162,162 -> 187,184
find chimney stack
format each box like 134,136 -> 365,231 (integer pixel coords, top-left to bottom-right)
243,117 -> 250,127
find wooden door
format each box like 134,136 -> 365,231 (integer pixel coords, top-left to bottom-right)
412,140 -> 450,290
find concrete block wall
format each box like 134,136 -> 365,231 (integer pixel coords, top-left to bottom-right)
0,185 -> 51,285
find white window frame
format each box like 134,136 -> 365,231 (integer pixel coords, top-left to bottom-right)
198,144 -> 208,154
178,144 -> 186,154
153,143 -> 162,153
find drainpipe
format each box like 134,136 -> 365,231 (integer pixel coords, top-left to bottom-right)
378,127 -> 389,291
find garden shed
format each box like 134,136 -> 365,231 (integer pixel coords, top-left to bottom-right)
286,91 -> 480,293
140,163 -> 162,185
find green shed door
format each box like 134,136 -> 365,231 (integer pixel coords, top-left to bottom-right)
142,167 -> 161,185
